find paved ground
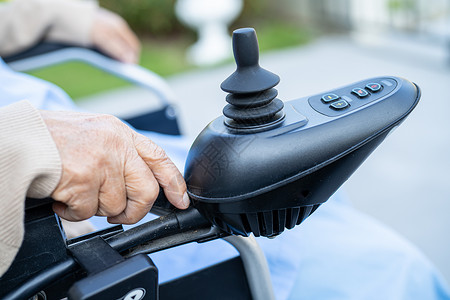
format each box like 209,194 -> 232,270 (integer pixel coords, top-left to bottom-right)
79,34 -> 450,283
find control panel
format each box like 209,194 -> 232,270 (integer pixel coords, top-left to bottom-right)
308,78 -> 398,117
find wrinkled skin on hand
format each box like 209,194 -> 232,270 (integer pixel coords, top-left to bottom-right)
91,8 -> 141,64
40,111 -> 189,224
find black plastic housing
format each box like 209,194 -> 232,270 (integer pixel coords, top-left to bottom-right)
68,254 -> 158,300
0,202 -> 69,297
184,76 -> 420,237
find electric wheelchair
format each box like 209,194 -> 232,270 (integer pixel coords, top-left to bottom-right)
0,28 -> 421,300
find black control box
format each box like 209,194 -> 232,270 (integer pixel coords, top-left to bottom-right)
68,255 -> 158,300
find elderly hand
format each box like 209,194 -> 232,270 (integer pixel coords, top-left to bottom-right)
91,8 -> 141,64
40,110 -> 189,224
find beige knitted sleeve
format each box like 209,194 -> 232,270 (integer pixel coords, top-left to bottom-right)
0,101 -> 61,277
0,0 -> 98,56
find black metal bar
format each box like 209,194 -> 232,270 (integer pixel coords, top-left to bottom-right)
125,226 -> 226,257
2,259 -> 78,300
106,207 -> 210,253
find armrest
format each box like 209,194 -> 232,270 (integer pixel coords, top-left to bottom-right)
3,42 -> 182,135
4,43 -> 176,106
2,42 -> 110,63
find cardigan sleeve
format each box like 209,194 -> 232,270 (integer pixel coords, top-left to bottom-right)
0,100 -> 61,276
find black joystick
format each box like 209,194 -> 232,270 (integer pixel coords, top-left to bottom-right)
184,27 -> 420,238
221,28 -> 284,130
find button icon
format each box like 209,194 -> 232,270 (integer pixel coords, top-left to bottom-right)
351,88 -> 369,98
330,100 -> 349,110
123,288 -> 146,300
365,83 -> 382,92
321,93 -> 340,103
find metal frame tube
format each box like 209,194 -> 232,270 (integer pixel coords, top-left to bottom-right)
224,235 -> 275,300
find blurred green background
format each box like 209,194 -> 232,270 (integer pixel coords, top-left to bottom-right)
30,0 -> 313,100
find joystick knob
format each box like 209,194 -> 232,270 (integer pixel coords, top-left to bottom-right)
221,28 -> 284,130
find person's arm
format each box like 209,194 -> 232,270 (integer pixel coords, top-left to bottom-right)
0,0 -> 140,63
0,100 -> 61,276
0,102 -> 189,277
0,0 -> 97,56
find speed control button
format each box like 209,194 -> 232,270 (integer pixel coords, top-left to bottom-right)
321,93 -> 340,103
351,88 -> 369,98
366,83 -> 382,92
330,100 -> 349,110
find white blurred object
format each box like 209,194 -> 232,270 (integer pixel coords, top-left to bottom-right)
175,0 -> 243,66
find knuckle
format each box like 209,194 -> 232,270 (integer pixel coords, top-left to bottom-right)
122,212 -> 141,225
113,203 -> 126,216
99,203 -> 124,217
135,135 -> 168,161
148,176 -> 160,196
138,181 -> 159,207
148,185 -> 160,204
127,215 -> 141,224
69,205 -> 94,221
99,189 -> 127,216
151,144 -> 168,161
169,173 -> 186,188
66,163 -> 94,181
144,183 -> 159,202
101,113 -> 119,123
111,201 -> 127,216
51,188 -> 71,202
99,114 -> 124,132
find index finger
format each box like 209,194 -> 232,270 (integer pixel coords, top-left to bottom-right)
132,133 -> 190,209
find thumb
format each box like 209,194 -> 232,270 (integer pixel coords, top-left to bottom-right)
133,133 -> 190,209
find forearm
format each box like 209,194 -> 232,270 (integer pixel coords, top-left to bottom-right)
0,0 -> 97,56
0,101 -> 61,276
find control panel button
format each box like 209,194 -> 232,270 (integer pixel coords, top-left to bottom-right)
351,88 -> 369,98
365,83 -> 382,92
308,77 -> 398,117
330,100 -> 349,110
321,93 -> 340,103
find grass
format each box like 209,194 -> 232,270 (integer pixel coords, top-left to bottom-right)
28,23 -> 312,100
256,23 -> 312,52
